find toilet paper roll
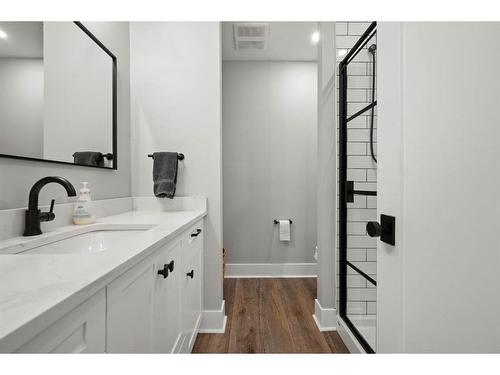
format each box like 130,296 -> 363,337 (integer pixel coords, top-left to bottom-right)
279,220 -> 290,241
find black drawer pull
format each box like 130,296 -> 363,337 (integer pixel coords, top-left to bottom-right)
157,264 -> 169,279
190,229 -> 202,237
186,270 -> 194,279
167,260 -> 174,272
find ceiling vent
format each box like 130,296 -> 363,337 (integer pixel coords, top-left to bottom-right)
233,23 -> 269,50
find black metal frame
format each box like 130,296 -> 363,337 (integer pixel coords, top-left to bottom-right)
338,21 -> 377,354
0,21 -> 118,170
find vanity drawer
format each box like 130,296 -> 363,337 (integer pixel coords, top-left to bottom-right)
180,243 -> 203,353
182,220 -> 204,260
16,290 -> 106,353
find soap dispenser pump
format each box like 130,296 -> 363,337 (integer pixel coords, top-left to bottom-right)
73,182 -> 96,225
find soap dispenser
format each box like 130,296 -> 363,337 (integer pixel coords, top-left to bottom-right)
73,182 -> 96,224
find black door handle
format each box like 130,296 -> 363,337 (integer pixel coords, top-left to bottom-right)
167,260 -> 174,272
190,229 -> 202,237
366,221 -> 382,237
186,270 -> 194,279
157,264 -> 169,279
366,214 -> 395,246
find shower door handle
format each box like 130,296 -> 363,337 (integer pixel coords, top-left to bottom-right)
346,181 -> 377,203
366,214 -> 395,246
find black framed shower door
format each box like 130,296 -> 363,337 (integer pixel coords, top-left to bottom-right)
338,21 -> 377,354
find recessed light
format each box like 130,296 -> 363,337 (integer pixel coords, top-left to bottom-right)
0,29 -> 7,39
338,49 -> 347,57
311,31 -> 320,45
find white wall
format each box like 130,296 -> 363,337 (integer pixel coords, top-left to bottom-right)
43,22 -> 113,163
0,22 -> 131,210
0,58 -> 44,158
130,22 -> 223,312
222,61 -> 317,265
315,22 -> 338,329
378,22 -> 500,353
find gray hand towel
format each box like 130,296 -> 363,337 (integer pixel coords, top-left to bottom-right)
73,151 -> 103,166
152,152 -> 178,199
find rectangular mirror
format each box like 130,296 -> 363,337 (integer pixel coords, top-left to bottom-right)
0,21 -> 117,169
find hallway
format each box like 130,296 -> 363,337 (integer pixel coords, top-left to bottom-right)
193,278 -> 349,353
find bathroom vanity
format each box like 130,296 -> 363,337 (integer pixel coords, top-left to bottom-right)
0,197 -> 207,353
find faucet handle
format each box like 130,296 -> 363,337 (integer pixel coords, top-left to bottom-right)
39,199 -> 56,222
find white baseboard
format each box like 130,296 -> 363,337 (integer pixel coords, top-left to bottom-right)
225,263 -> 317,278
337,316 -> 366,353
199,300 -> 227,333
312,299 -> 337,331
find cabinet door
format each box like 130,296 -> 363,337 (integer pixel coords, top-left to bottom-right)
16,290 -> 106,353
181,247 -> 203,352
107,258 -> 155,353
152,241 -> 182,353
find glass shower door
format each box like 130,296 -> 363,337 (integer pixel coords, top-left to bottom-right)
338,21 -> 377,353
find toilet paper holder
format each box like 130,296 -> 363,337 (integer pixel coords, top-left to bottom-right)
274,219 -> 292,224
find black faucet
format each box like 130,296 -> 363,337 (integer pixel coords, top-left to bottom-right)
23,177 -> 77,237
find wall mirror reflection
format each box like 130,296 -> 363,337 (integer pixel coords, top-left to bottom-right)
0,21 -> 117,169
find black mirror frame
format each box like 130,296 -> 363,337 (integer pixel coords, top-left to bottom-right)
0,21 -> 118,170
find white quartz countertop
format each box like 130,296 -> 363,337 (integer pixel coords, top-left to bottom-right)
0,208 -> 206,352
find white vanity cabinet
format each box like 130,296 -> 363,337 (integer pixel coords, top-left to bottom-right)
15,290 -> 106,353
4,218 -> 205,354
106,220 -> 204,353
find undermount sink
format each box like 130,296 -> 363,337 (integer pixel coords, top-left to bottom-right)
23,230 -> 147,255
0,225 -> 155,255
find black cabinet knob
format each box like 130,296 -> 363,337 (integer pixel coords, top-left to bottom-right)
191,229 -> 202,237
366,221 -> 382,237
157,264 -> 169,279
187,270 -> 194,279
167,260 -> 174,272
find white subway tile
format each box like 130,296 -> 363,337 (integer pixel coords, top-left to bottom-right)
336,22 -> 348,35
366,248 -> 377,262
348,274 -> 368,287
347,222 -> 368,235
336,35 -> 363,49
367,196 -> 377,209
347,248 -> 367,262
348,235 -> 376,248
348,288 -> 376,302
350,49 -> 373,63
347,301 -> 367,315
347,155 -> 377,168
348,102 -> 372,117
345,208 -> 377,222
355,182 -> 377,191
347,75 -> 371,89
346,62 -> 367,76
348,128 -> 371,142
348,22 -> 373,36
347,168 -> 366,181
348,143 -> 367,156
345,115 -> 366,128
347,195 -> 367,209
366,302 -> 377,314
348,261 -> 377,275
366,169 -> 377,182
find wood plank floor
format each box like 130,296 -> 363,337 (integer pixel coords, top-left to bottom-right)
192,278 -> 349,354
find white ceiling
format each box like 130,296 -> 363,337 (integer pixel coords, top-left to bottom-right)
222,22 -> 318,61
0,22 -> 43,58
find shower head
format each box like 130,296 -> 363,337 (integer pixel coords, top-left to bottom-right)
368,44 -> 377,54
